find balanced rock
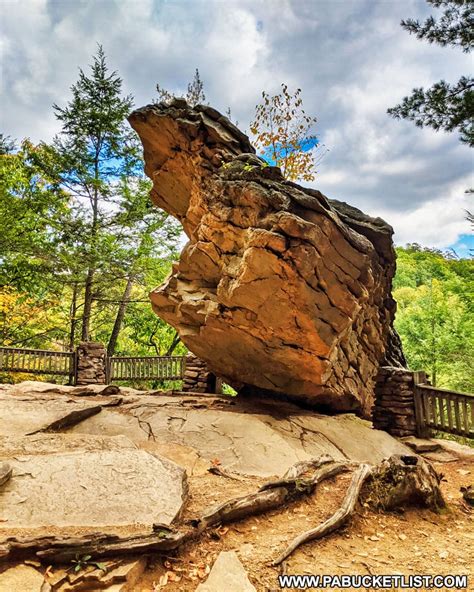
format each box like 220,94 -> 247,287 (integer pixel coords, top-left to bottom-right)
129,100 -> 405,417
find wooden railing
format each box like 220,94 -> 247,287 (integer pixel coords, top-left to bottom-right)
108,355 -> 185,382
414,383 -> 474,439
0,346 -> 186,385
0,346 -> 75,378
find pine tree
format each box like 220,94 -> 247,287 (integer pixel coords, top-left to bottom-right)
156,68 -> 207,106
0,134 -> 16,155
388,0 -> 474,146
52,45 -> 138,341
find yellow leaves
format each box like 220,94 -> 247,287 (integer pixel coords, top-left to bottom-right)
0,286 -> 63,348
0,287 -> 37,327
250,83 -> 321,182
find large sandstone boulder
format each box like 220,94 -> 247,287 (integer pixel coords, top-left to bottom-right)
129,99 -> 405,417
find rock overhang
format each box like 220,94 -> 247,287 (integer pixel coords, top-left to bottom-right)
129,100 -> 405,417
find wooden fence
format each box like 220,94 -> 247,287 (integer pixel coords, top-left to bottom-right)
0,346 -> 75,379
414,383 -> 474,439
0,346 -> 186,385
1,346 -> 472,438
108,355 -> 185,382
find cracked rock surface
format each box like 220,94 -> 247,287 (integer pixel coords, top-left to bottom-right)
0,383 -> 410,536
0,385 -> 187,536
64,389 -> 410,477
129,100 -> 405,417
0,449 -> 186,529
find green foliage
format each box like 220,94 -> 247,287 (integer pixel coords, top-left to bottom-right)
0,46 -> 184,366
388,77 -> 474,146
0,141 -> 80,350
394,245 -> 473,392
401,0 -> 473,52
70,554 -> 106,573
388,1 -> 473,145
222,383 -> 237,396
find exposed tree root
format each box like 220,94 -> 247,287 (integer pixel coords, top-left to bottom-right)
195,457 -> 349,531
0,454 -> 445,565
258,454 -> 334,490
271,454 -> 445,565
271,464 -> 373,565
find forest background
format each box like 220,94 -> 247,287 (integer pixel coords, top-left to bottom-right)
1,45 -> 472,394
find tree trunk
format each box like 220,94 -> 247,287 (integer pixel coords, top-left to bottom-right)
107,275 -> 134,356
165,331 -> 181,356
81,151 -> 100,342
81,268 -> 95,341
68,282 -> 78,350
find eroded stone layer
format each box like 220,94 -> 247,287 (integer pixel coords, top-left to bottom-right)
129,99 -> 404,417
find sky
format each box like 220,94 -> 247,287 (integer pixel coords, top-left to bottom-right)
1,0 -> 473,256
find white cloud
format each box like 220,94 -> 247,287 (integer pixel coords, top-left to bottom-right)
378,178 -> 473,248
0,0 -> 472,251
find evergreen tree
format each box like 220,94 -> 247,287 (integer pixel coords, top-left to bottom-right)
388,0 -> 474,146
156,68 -> 207,106
0,134 -> 16,155
52,45 -> 138,341
29,45 -> 182,350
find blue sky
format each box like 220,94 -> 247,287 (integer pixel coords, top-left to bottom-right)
260,137 -> 319,164
450,233 -> 473,259
1,0 -> 472,256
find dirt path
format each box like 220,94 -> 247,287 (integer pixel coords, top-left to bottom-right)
138,458 -> 473,591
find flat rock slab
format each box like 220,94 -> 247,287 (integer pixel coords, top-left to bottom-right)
0,380 -> 143,398
433,438 -> 474,461
0,564 -> 44,592
401,437 -> 442,453
72,396 -> 411,477
0,392 -> 106,436
0,449 -> 186,531
196,551 -> 256,591
1,386 -> 412,479
401,437 -> 474,463
67,408 -> 150,443
0,434 -> 137,457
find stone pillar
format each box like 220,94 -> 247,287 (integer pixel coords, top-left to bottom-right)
372,366 -> 417,437
75,342 -> 107,385
182,353 -> 222,394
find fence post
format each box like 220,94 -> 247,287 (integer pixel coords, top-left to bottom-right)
413,370 -> 429,438
105,355 -> 111,385
372,366 -> 417,437
70,349 -> 78,386
75,342 -> 107,386
182,353 -> 222,393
